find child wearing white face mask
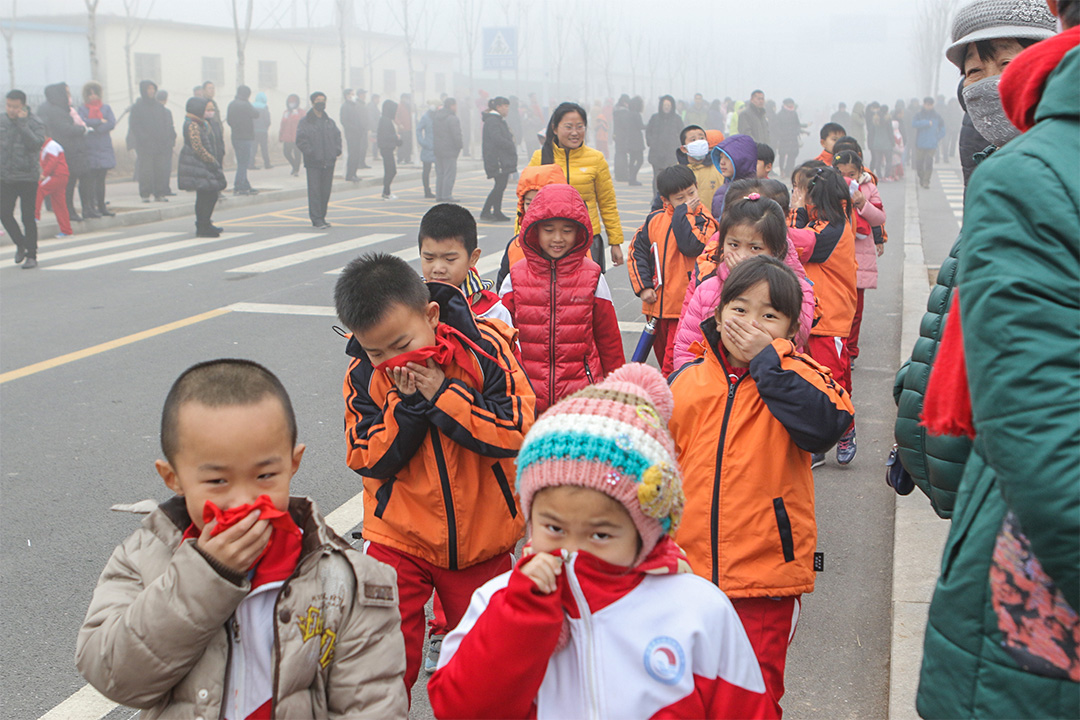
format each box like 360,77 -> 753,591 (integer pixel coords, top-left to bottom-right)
679,125 -> 725,213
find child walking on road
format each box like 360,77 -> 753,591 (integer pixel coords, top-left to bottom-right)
76,359 -> 408,719
669,257 -> 854,714
430,363 -> 778,720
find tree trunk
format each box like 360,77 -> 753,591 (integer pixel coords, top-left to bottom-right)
232,0 -> 253,87
2,1 -> 16,90
86,0 -> 101,83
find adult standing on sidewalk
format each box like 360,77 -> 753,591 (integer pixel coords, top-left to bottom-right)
367,93 -> 381,164
912,97 -> 946,188
480,96 -> 515,221
201,81 -> 225,166
415,101 -> 436,198
154,89 -> 176,197
226,85 -> 259,196
77,82 -> 116,217
893,0 -> 1056,518
646,95 -> 681,191
341,88 -> 368,181
37,82 -> 89,219
376,98 -> 400,200
395,93 -> 414,164
915,3 -> 1078,718
1,90 -> 45,268
128,80 -> 173,203
294,91 -> 341,229
432,98 -> 463,202
251,91 -> 272,170
279,94 -> 303,176
737,89 -> 770,144
177,97 -> 226,238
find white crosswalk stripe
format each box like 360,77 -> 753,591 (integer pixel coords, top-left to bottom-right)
21,232 -> 183,264
133,233 -> 317,272
324,236 -> 491,276
227,233 -> 400,273
0,230 -> 118,259
47,233 -> 250,270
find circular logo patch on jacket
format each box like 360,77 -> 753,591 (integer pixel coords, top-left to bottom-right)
644,636 -> 685,685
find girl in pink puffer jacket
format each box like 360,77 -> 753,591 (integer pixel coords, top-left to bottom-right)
673,187 -> 816,371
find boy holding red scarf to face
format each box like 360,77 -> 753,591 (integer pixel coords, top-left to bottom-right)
76,359 -> 408,719
336,252 -> 536,701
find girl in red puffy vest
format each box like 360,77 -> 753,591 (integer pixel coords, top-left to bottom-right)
499,184 -> 625,414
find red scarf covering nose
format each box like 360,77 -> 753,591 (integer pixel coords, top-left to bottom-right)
183,495 -> 302,588
85,98 -> 104,120
374,323 -> 485,386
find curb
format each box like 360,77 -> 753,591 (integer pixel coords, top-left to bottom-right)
888,172 -> 952,719
34,161 -> 482,239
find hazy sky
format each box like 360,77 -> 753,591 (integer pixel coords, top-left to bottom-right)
21,0 -> 961,116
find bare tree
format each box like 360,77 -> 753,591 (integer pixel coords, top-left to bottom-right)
357,0 -> 376,94
456,0 -> 483,102
386,0 -> 417,104
2,0 -> 16,90
85,0 -> 101,82
551,10 -> 571,98
593,13 -> 616,101
122,0 -> 156,106
231,0 -> 254,87
913,0 -> 959,97
336,0 -> 352,93
627,33 -> 644,96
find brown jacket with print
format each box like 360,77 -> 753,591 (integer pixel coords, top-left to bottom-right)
75,496 -> 407,719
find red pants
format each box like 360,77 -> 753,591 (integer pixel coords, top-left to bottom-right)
651,317 -> 679,377
35,176 -> 71,235
732,595 -> 801,715
366,542 -> 512,702
848,289 -> 866,359
807,335 -> 852,394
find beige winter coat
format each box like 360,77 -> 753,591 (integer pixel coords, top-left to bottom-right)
76,496 -> 407,719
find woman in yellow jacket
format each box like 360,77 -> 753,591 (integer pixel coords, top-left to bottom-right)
527,101 -> 625,269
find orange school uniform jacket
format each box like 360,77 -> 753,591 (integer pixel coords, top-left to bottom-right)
795,206 -> 857,337
343,282 -> 535,570
669,330 -> 854,596
628,202 -> 716,319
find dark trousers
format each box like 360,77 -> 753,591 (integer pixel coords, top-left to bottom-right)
628,150 -> 643,183
138,150 -> 172,199
435,154 -> 457,200
0,180 -> 39,257
482,172 -> 510,216
254,131 -> 271,167
650,162 -> 665,192
590,234 -> 607,273
232,139 -> 253,192
346,135 -> 367,179
779,146 -> 798,178
194,189 -> 218,230
65,174 -> 81,216
916,147 -> 935,186
83,168 -> 108,213
283,142 -> 301,173
306,163 -> 335,224
381,149 -> 396,196
397,132 -> 412,163
422,161 -> 433,195
613,146 -> 628,181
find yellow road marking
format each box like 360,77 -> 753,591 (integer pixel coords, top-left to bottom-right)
0,308 -> 233,385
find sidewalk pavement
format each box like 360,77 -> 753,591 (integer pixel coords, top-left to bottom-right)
888,169 -> 953,719
28,158 -> 481,241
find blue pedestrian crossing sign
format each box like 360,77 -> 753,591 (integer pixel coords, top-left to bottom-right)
482,27 -> 517,70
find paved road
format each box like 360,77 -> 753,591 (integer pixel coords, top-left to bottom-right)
2,164 -> 907,720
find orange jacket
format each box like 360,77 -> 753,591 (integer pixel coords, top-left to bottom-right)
628,202 -> 717,319
669,331 -> 854,597
815,149 -> 834,166
795,207 -> 857,337
343,282 -> 535,569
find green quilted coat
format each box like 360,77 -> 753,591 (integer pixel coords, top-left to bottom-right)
916,43 -> 1080,719
893,237 -> 972,518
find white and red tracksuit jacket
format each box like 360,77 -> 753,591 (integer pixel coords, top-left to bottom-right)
39,138 -> 69,191
428,538 -> 777,720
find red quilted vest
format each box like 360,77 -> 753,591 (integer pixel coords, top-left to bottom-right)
509,184 -> 603,413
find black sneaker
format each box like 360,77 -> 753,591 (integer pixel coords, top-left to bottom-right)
195,226 -> 221,238
14,247 -> 26,264
811,453 -> 826,469
21,257 -> 37,269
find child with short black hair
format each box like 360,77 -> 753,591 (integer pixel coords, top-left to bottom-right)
419,203 -> 512,326
815,122 -> 847,165
790,162 -> 858,466
499,184 -> 625,413
430,363 -> 778,720
756,142 -> 775,178
628,164 -> 718,375
337,253 -> 535,700
77,359 -> 408,719
670,256 -> 854,713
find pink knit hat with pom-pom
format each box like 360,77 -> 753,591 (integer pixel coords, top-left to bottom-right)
516,363 -> 685,566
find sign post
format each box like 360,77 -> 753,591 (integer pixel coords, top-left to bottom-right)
482,26 -> 517,71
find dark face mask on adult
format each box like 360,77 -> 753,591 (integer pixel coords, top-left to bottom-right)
314,101 -> 327,113
962,76 -> 1021,147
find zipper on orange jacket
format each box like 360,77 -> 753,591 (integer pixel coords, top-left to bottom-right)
430,426 -> 458,570
711,378 -> 742,586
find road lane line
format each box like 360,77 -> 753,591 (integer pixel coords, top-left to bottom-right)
475,254 -> 502,277
324,235 -> 488,276
229,302 -> 336,317
0,308 -> 232,384
33,232 -> 184,261
0,231 -> 118,258
132,233 -> 317,272
37,683 -> 117,720
48,233 -> 249,270
226,233 -> 400,273
325,491 -> 365,534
